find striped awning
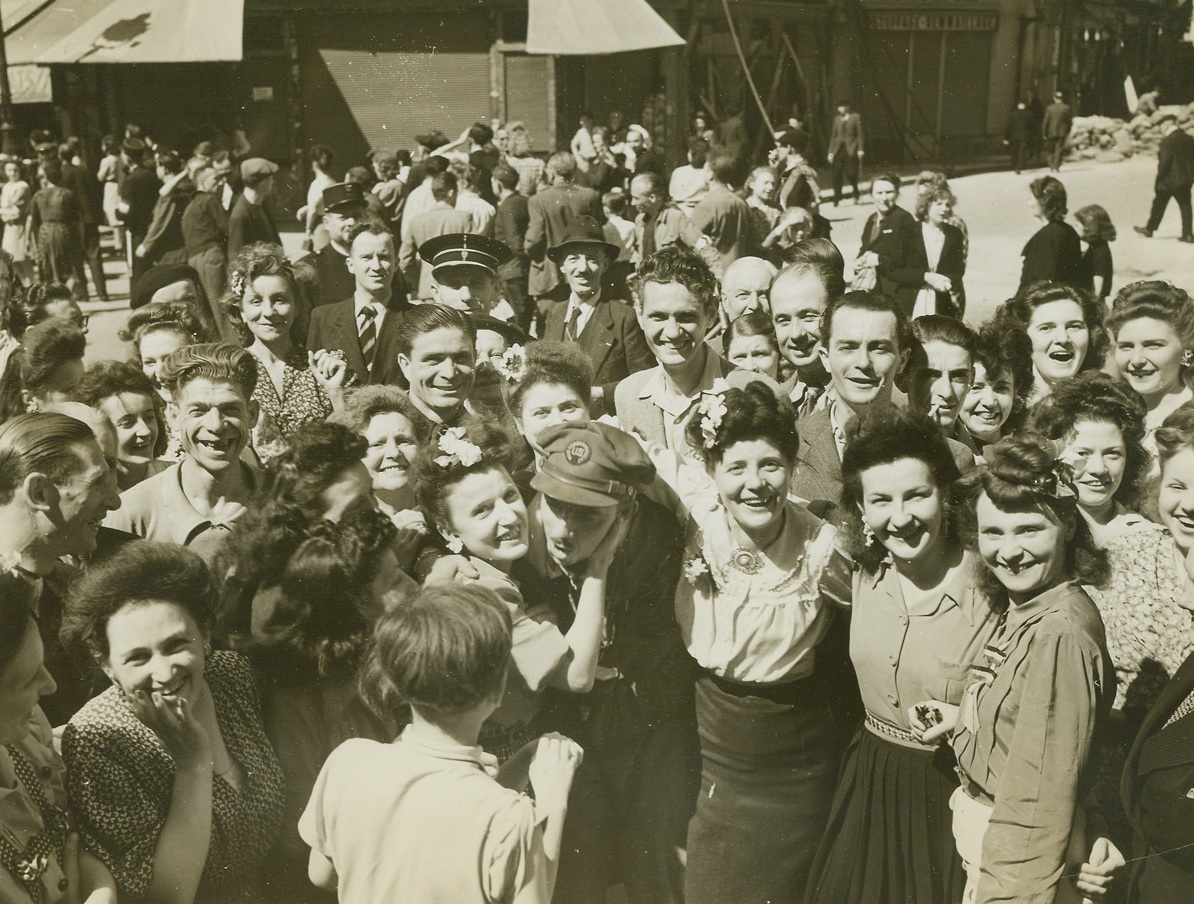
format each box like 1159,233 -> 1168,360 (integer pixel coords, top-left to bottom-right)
526,0 -> 685,55
4,0 -> 244,65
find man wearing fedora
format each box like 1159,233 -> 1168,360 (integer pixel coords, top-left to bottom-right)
228,157 -> 281,260
307,182 -> 368,308
307,219 -> 406,385
418,231 -> 512,318
542,217 -> 653,417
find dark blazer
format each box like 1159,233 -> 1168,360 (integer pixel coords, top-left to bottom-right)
120,165 -> 163,236
1122,650 -> 1194,903
860,205 -> 922,315
828,112 -> 864,156
1042,101 -> 1072,139
306,298 -> 405,386
918,220 -> 966,315
542,295 -> 654,416
61,160 -> 102,225
525,182 -> 604,297
1020,219 -> 1083,292
1157,128 -> 1194,193
308,243 -> 355,308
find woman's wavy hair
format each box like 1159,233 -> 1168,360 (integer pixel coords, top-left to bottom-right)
683,380 -> 798,467
75,359 -> 169,458
411,419 -> 512,541
840,404 -> 962,573
120,299 -> 213,352
223,242 -> 311,347
996,281 -> 1109,371
951,433 -> 1110,613
1028,372 -> 1150,507
914,185 -> 956,222
1107,282 -> 1194,387
973,319 -> 1035,421
0,319 -> 85,421
503,339 -> 594,420
1030,175 -> 1068,221
1074,204 -> 1116,243
1155,403 -> 1194,473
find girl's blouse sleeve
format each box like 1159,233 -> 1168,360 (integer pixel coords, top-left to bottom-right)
62,718 -> 165,901
816,522 -> 854,609
483,795 -> 549,904
978,629 -> 1105,904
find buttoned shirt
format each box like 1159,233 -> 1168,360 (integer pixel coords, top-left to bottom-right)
635,347 -> 729,453
563,294 -> 598,338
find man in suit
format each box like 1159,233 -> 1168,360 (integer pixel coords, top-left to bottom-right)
614,245 -> 778,460
118,138 -> 163,287
493,163 -> 531,331
307,219 -> 406,385
307,182 -> 367,308
690,150 -> 757,273
525,151 -> 604,302
1042,91 -> 1073,172
59,142 -> 109,301
792,291 -> 912,513
827,101 -> 864,205
1135,112 -> 1194,243
399,170 -> 474,301
857,173 -> 923,316
542,217 -> 654,417
1005,101 -> 1032,174
1122,645 -> 1194,901
227,157 -> 281,260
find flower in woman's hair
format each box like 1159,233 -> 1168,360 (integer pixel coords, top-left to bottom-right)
434,426 -> 483,469
229,270 -> 247,299
684,555 -> 710,583
1034,458 -> 1078,501
495,344 -> 527,383
698,378 -> 730,449
444,534 -> 465,554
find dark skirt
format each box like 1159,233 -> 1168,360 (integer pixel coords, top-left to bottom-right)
685,672 -> 840,904
806,725 -> 964,904
37,221 -> 83,285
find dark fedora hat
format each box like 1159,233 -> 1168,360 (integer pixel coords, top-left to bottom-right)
547,216 -> 621,263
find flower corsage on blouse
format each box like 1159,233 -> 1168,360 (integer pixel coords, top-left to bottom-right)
697,378 -> 730,450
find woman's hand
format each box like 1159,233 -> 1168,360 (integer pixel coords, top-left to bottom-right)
924,272 -> 952,292
390,516 -> 428,573
528,733 -> 584,814
424,553 -> 481,586
906,700 -> 958,744
583,500 -> 635,578
127,688 -> 211,769
309,349 -> 349,399
1076,836 -> 1125,901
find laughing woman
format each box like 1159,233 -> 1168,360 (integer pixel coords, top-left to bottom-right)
996,282 -> 1108,405
808,405 -> 993,904
917,435 -> 1116,904
675,381 -> 852,904
60,542 -> 284,904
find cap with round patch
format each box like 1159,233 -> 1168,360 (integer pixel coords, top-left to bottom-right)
531,421 -> 655,508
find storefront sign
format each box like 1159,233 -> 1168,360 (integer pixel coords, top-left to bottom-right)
11,66 -> 51,105
869,11 -> 999,31
252,86 -> 275,101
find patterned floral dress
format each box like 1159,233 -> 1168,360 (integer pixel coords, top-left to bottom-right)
249,348 -> 336,462
62,652 -> 284,904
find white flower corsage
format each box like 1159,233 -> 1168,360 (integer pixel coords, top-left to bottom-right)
444,534 -> 465,554
684,555 -> 710,584
434,427 -> 483,469
229,270 -> 247,299
697,378 -> 730,449
495,344 -> 527,383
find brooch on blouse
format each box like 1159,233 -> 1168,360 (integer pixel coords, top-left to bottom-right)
729,547 -> 763,575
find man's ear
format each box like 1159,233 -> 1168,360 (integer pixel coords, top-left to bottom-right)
818,343 -> 831,370
21,472 -> 56,514
248,399 -> 260,430
896,346 -> 910,375
397,353 -> 412,383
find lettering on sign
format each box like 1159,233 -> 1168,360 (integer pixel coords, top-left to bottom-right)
869,11 -> 1000,31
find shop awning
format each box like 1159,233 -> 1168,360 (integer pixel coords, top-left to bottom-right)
526,0 -> 685,54
3,0 -> 244,65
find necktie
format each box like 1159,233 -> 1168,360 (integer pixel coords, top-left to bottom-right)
565,306 -> 582,342
358,306 -> 377,373
1164,685 -> 1194,729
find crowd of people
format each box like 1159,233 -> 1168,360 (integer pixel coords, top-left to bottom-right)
0,105 -> 1192,904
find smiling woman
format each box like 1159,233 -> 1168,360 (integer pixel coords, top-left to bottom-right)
60,541 -> 284,904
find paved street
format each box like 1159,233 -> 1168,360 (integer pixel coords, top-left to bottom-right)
82,154 -> 1193,364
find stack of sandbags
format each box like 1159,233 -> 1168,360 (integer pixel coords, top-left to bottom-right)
1066,104 -> 1194,162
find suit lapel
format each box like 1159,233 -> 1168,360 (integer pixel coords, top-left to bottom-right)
373,311 -> 404,384
544,302 -> 565,342
330,302 -> 368,382
1134,652 -> 1194,776
580,302 -> 616,374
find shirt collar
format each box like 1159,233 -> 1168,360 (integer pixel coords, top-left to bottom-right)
397,725 -> 497,775
1004,579 -> 1081,634
637,346 -> 723,416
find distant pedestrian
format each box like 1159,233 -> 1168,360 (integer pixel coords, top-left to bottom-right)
1041,91 -> 1073,172
228,157 -> 281,260
1005,100 -> 1032,174
1075,204 -> 1116,301
690,150 -> 757,271
1020,175 -> 1082,292
1134,112 -> 1194,244
30,158 -> 85,295
827,101 -> 864,205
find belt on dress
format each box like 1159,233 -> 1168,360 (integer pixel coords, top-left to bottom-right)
865,710 -> 921,745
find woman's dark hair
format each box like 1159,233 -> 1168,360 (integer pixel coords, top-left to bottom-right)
1029,372 -> 1150,507
120,299 -> 213,351
1155,403 -> 1194,472
996,281 -> 1108,371
329,385 -> 429,445
40,159 -> 62,185
1030,175 -> 1068,221
155,148 -> 183,176
394,303 -> 476,358
840,404 -> 962,573
360,583 -> 511,719
218,422 -> 372,597
504,339 -> 594,418
952,433 -> 1109,612
725,311 -> 780,352
971,319 -> 1035,437
1107,280 -> 1194,356
684,380 -> 798,466
62,541 -> 215,665
412,420 -> 512,539
224,242 -> 307,347
76,359 -> 168,458
0,319 -> 85,421
20,283 -> 74,334
1074,204 -> 1116,243
0,571 -> 38,671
